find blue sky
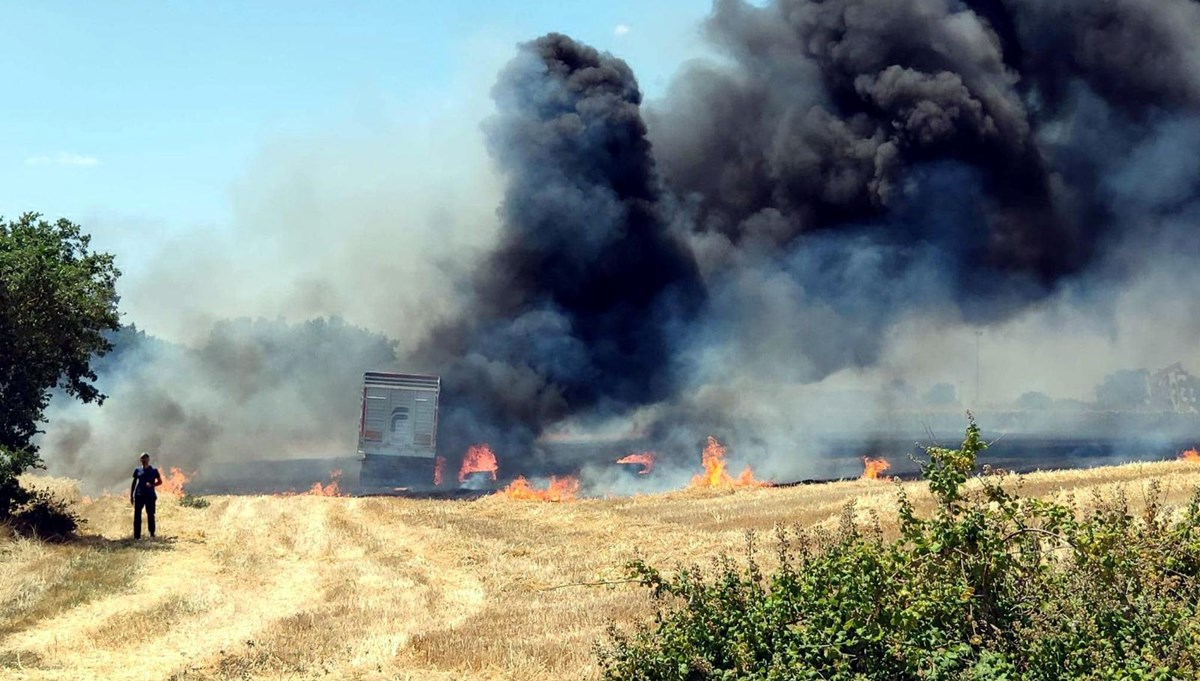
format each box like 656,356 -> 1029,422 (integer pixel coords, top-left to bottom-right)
1,1 -> 711,231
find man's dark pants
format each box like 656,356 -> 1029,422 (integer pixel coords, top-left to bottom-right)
134,495 -> 156,539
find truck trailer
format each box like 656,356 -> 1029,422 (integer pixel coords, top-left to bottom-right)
358,371 -> 440,488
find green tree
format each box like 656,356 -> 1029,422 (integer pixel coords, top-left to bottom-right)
0,213 -> 120,519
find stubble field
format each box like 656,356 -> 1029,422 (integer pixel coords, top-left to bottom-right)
3,460 -> 1199,681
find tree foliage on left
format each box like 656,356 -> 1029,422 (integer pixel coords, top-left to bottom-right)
0,213 -> 120,523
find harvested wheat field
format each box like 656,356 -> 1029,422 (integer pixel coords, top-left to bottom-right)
3,460 -> 1200,681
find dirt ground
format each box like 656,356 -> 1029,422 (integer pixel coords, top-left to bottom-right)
3,460 -> 1200,681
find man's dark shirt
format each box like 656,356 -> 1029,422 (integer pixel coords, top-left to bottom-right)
132,465 -> 161,498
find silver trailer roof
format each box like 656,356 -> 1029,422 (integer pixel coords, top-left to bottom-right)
363,372 -> 440,391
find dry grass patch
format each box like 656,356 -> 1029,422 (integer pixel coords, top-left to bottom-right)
0,648 -> 43,671
18,474 -> 87,505
0,539 -> 140,636
4,460 -> 1200,680
87,594 -> 207,648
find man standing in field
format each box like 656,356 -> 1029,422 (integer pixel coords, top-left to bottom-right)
130,452 -> 162,539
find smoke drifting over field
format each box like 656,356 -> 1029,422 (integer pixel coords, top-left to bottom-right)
43,320 -> 397,485
40,0 -> 1200,486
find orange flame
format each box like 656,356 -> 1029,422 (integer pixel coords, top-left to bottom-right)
689,436 -> 768,489
1180,448 -> 1200,462
500,475 -> 580,502
616,452 -> 656,475
159,468 -> 192,496
434,456 -> 446,486
861,456 -> 892,481
459,444 -> 499,483
308,470 -> 344,497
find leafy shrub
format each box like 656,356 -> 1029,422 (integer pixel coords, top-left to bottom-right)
0,446 -> 41,520
9,488 -> 82,542
599,416 -> 1200,680
180,494 -> 210,509
2,446 -> 82,541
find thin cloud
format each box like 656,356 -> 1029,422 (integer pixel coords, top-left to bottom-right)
614,24 -> 630,37
25,152 -> 100,167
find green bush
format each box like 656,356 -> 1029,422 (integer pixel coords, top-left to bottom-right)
0,446 -> 40,520
9,488 -> 81,542
180,494 -> 210,509
1,446 -> 82,542
599,416 -> 1200,680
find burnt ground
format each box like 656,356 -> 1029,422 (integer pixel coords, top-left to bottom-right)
185,435 -> 1200,498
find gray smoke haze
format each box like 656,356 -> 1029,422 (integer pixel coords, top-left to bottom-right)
37,0 -> 1200,488
38,89 -> 505,487
42,319 -> 397,487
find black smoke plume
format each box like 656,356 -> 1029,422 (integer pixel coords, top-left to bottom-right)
423,1 -> 1200,467
415,34 -> 705,466
638,0 -> 1200,381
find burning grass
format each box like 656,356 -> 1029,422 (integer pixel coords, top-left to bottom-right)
159,467 -> 192,496
459,444 -> 498,483
499,475 -> 580,502
306,469 -> 344,497
860,455 -> 892,480
5,461 -> 1200,679
615,452 -> 655,475
434,456 -> 446,486
688,436 -> 770,490
452,437 -> 767,500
